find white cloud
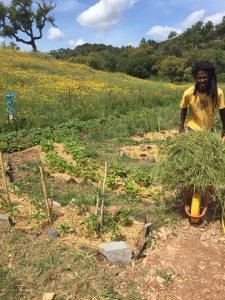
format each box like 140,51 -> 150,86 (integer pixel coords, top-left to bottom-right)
146,25 -> 183,40
179,9 -> 205,29
69,38 -> 85,47
203,12 -> 225,25
129,0 -> 139,5
47,28 -> 66,40
76,0 -> 127,31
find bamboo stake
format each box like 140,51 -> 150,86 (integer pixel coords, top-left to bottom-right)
0,151 -> 11,204
95,180 -> 101,215
158,117 -> 161,132
101,162 -> 107,226
39,165 -> 52,225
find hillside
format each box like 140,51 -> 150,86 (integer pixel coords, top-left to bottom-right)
48,18 -> 225,81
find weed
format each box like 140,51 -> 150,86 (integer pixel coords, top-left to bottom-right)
131,169 -> 154,187
124,179 -> 140,197
40,138 -> 54,152
81,213 -> 101,238
155,269 -> 174,286
58,223 -> 72,235
106,174 -> 119,189
119,208 -> 133,226
29,197 -> 47,230
0,197 -> 20,219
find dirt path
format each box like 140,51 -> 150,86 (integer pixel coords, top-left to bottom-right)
138,219 -> 225,300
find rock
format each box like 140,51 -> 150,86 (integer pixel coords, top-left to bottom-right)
117,149 -> 125,158
142,223 -> 152,237
40,198 -> 61,208
99,241 -> 132,266
47,229 -> 59,238
66,177 -> 77,185
30,231 -> 40,237
69,198 -> 76,208
156,276 -> 165,284
0,214 -> 15,227
42,293 -> 56,300
147,156 -> 156,163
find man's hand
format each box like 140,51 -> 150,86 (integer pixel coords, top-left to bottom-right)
179,128 -> 185,134
221,130 -> 225,143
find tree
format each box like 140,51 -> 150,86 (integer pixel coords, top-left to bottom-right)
215,16 -> 225,36
0,0 -> 56,52
168,31 -> 178,39
158,56 -> 186,82
9,41 -> 20,50
124,51 -> 153,79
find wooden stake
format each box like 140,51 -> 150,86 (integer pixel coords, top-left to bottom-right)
95,180 -> 101,215
39,165 -> 52,225
68,89 -> 72,112
101,162 -> 107,226
158,117 -> 161,132
0,151 -> 11,204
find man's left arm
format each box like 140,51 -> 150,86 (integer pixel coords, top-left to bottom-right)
219,108 -> 225,142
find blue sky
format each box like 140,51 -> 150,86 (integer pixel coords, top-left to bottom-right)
1,0 -> 225,52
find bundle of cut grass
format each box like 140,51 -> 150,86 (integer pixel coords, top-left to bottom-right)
157,130 -> 225,205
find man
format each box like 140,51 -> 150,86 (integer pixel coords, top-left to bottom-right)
179,61 -> 225,142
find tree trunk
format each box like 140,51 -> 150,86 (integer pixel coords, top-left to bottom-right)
31,40 -> 37,52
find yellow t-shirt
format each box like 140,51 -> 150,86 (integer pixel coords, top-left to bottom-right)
180,86 -> 225,131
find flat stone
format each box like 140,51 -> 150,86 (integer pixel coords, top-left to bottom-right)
0,214 -> 15,226
40,198 -> 61,208
99,241 -> 132,266
147,155 -> 156,163
47,229 -> 59,238
42,293 -> 56,300
156,276 -> 165,284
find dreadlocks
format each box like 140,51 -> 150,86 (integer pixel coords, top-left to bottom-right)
192,60 -> 218,111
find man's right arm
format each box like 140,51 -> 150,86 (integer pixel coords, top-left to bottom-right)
179,108 -> 187,133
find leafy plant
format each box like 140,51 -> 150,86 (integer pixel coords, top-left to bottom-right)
124,179 -> 140,196
29,197 -> 47,230
0,197 -> 20,219
131,169 -> 154,187
58,223 -> 71,235
81,213 -> 101,238
119,208 -> 132,226
40,138 -> 54,152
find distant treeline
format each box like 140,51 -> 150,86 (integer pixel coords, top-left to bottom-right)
49,18 -> 225,82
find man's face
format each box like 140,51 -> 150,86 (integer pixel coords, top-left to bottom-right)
196,70 -> 209,93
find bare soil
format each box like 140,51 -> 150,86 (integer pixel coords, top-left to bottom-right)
1,130 -> 225,300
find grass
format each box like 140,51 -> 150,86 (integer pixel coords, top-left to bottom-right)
0,226 -> 149,299
0,48 -> 186,133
